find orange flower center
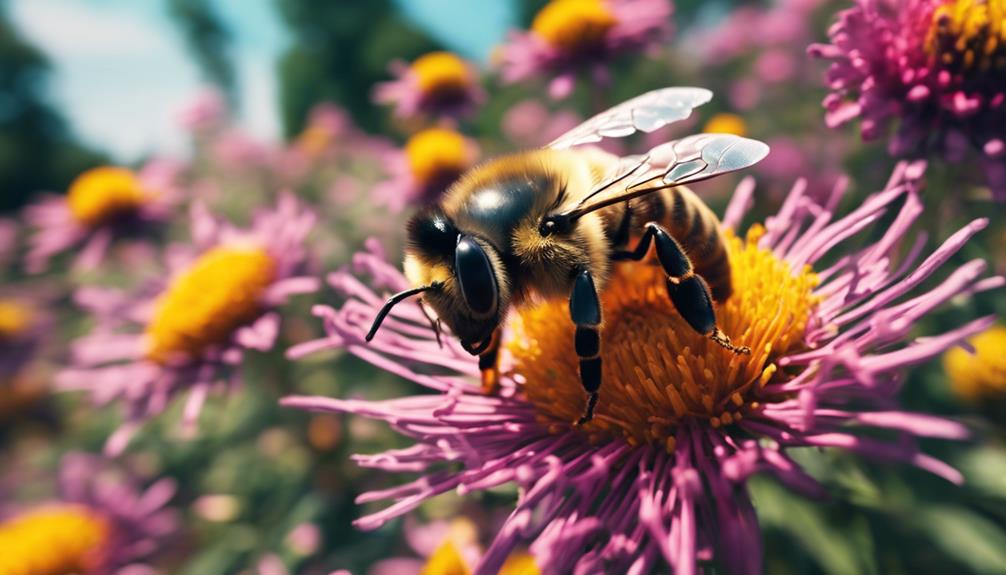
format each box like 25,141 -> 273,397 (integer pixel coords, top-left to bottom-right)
927,0 -> 1006,72
509,227 -> 819,450
531,0 -> 618,53
943,324 -> 1006,401
0,300 -> 32,340
146,247 -> 276,363
405,128 -> 472,188
411,52 -> 473,100
0,505 -> 111,575
66,167 -> 147,227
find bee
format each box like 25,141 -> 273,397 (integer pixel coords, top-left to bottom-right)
366,87 -> 769,424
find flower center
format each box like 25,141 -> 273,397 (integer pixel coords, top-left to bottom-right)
146,247 -> 276,364
0,300 -> 32,340
531,0 -> 618,53
702,113 -> 748,137
66,167 -> 147,227
405,128 -> 471,188
411,52 -> 473,101
927,0 -> 1006,73
943,325 -> 1006,401
0,505 -> 110,575
510,227 -> 819,450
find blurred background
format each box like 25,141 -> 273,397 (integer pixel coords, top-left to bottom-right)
1,1 -> 1005,574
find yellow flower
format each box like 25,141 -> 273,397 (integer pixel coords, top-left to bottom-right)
0,299 -> 32,340
405,128 -> 473,188
532,0 -> 618,53
0,505 -> 110,575
703,113 -> 748,137
146,247 -> 276,363
411,52 -> 474,100
66,167 -> 147,227
510,226 -> 819,450
943,324 -> 1006,402
927,0 -> 1006,71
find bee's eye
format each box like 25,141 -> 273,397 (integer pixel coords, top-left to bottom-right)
455,236 -> 498,315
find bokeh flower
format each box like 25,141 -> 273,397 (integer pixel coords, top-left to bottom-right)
497,0 -> 672,99
59,195 -> 319,455
943,324 -> 1006,404
373,128 -> 478,212
178,88 -> 227,134
375,52 -> 486,121
500,100 -> 583,148
285,162 -> 1000,574
292,103 -> 352,159
25,166 -> 175,274
0,453 -> 178,575
810,0 -> 1006,200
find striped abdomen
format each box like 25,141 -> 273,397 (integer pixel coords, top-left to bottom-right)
606,186 -> 732,301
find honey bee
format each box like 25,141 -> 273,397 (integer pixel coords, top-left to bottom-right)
366,87 -> 769,424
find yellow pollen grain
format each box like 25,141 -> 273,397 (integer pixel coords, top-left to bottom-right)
145,247 -> 276,364
66,167 -> 147,227
509,228 -> 819,447
0,505 -> 110,575
411,52 -> 473,97
405,128 -> 472,187
531,0 -> 617,53
927,0 -> 1006,71
943,325 -> 1006,402
703,113 -> 748,137
0,300 -> 32,339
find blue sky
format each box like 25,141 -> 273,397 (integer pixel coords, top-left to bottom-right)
10,0 -> 513,161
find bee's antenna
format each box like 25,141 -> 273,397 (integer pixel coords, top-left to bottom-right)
366,283 -> 441,342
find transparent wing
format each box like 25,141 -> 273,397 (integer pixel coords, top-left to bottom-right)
548,87 -> 713,150
559,134 -> 770,220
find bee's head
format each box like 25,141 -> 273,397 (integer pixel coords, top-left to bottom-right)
366,208 -> 509,355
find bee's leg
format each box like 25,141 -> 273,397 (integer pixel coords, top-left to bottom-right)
478,327 -> 502,394
570,268 -> 603,425
614,223 -> 749,355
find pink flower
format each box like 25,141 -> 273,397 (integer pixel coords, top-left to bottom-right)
374,52 -> 486,121
373,128 -> 479,212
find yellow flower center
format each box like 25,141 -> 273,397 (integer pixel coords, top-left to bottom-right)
702,113 -> 748,137
927,0 -> 1006,72
405,128 -> 472,188
943,325 -> 1006,401
0,300 -> 32,339
0,505 -> 110,575
531,0 -> 618,53
146,247 -> 276,364
422,541 -> 471,575
510,227 -> 819,450
411,52 -> 473,99
295,125 -> 334,157
66,167 -> 147,227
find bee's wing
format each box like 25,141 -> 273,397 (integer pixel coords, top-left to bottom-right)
547,87 -> 713,150
560,134 -> 770,220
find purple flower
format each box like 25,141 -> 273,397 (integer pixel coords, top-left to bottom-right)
60,195 -> 319,455
810,0 -> 1006,200
497,0 -> 672,99
284,161 -> 1001,574
0,452 -> 178,574
374,52 -> 486,121
25,167 -> 176,274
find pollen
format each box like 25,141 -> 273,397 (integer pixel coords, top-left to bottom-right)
411,52 -> 473,100
0,505 -> 110,575
145,247 -> 276,364
0,300 -> 32,339
927,0 -> 1006,72
943,324 -> 1006,401
66,167 -> 147,228
405,128 -> 472,188
510,227 -> 819,448
531,0 -> 617,53
703,113 -> 748,137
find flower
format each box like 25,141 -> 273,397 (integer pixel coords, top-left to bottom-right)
0,293 -> 52,383
59,195 -> 319,455
375,52 -> 486,121
293,103 -> 352,158
178,88 -> 226,133
810,0 -> 1006,200
501,100 -> 583,148
285,161 -> 1001,574
373,128 -> 478,212
702,113 -> 748,136
943,324 -> 1006,402
0,453 -> 178,575
25,166 -> 174,273
497,0 -> 672,99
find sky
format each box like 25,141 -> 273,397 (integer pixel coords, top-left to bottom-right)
10,0 -> 513,162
